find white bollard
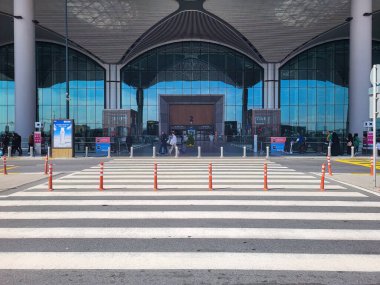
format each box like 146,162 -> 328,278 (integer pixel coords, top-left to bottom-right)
266,146 -> 269,159
30,147 -> 33,157
152,146 -> 156,158
243,146 -> 246,158
197,146 -> 201,158
327,146 -> 331,157
351,146 -> 355,158
175,146 -> 179,158
130,147 -> 134,158
220,146 -> 224,158
47,146 -> 51,158
107,147 -> 111,158
253,135 -> 258,153
85,146 -> 88,157
7,146 -> 11,157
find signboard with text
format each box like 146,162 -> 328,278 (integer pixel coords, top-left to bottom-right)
52,119 -> 74,148
270,137 -> 286,153
96,137 -> 111,154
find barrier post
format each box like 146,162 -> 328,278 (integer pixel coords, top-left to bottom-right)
197,146 -> 201,158
263,162 -> 268,191
320,163 -> 325,191
154,163 -> 158,191
351,146 -> 355,158
152,146 -> 156,158
29,147 -> 33,157
370,156 -> 374,176
48,163 -> 53,191
266,146 -> 269,159
44,155 -> 48,175
327,146 -> 331,157
2,156 -> 7,175
47,146 -> 51,158
85,146 -> 88,157
130,147 -> 134,158
7,146 -> 11,157
243,146 -> 246,158
327,156 -> 333,176
107,147 -> 111,158
220,146 -> 224,158
99,162 -> 104,191
175,146 -> 179,158
208,163 -> 212,191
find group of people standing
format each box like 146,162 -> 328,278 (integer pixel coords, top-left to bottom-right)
326,131 -> 360,156
1,133 -> 22,156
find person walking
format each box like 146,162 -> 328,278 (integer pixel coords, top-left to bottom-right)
346,133 -> 353,155
2,133 -> 10,155
353,133 -> 360,155
168,131 -> 177,156
126,134 -> 133,153
11,133 -> 22,156
28,133 -> 34,154
159,131 -> 168,155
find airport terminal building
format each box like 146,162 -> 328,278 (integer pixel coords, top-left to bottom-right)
0,0 -> 380,146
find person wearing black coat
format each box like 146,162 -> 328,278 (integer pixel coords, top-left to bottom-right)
331,132 -> 341,156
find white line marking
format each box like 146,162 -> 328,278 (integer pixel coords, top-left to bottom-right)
68,175 -> 313,179
14,191 -> 362,197
1,227 -> 380,240
53,179 -> 324,183
0,211 -> 377,220
0,200 -> 377,207
0,252 -> 379,271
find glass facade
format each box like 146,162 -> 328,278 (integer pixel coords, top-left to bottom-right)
0,42 -> 105,136
280,40 -> 380,141
121,42 -> 263,137
280,40 -> 349,140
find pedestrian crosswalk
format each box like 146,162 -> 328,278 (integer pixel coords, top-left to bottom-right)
27,158 -> 346,190
0,158 -> 380,276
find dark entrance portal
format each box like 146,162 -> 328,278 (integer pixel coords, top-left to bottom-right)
160,95 -> 224,141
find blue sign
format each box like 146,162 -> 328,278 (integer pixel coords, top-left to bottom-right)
96,137 -> 111,155
53,120 -> 73,148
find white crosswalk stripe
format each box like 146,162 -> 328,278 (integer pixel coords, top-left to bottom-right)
27,158 -> 343,190
1,158 -> 380,273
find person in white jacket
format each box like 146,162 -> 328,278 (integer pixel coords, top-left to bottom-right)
168,131 -> 177,155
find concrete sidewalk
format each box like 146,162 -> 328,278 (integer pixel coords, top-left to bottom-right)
0,174 -> 47,192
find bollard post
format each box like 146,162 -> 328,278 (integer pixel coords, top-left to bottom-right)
208,163 -> 212,191
99,162 -> 104,191
175,146 -> 179,158
327,146 -> 331,157
154,163 -> 158,191
243,146 -> 246,158
320,163 -> 326,191
107,147 -> 111,158
30,147 -> 33,157
7,146 -> 11,157
266,146 -> 269,159
152,146 -> 156,158
48,163 -> 53,191
130,147 -> 134,158
47,146 -> 51,158
220,146 -> 224,158
351,146 -> 355,158
197,146 -> 201,158
85,146 -> 88,157
370,156 -> 374,176
44,155 -> 48,175
2,156 -> 7,175
327,156 -> 333,176
263,162 -> 268,191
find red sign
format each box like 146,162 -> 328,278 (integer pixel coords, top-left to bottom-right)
367,131 -> 374,145
270,137 -> 287,143
96,137 -> 110,143
34,132 -> 42,144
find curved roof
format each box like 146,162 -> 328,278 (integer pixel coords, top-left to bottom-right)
1,0 -> 380,64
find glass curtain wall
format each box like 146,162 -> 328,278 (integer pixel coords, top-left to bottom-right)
0,43 -> 105,137
280,40 -> 349,141
121,41 -> 263,137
